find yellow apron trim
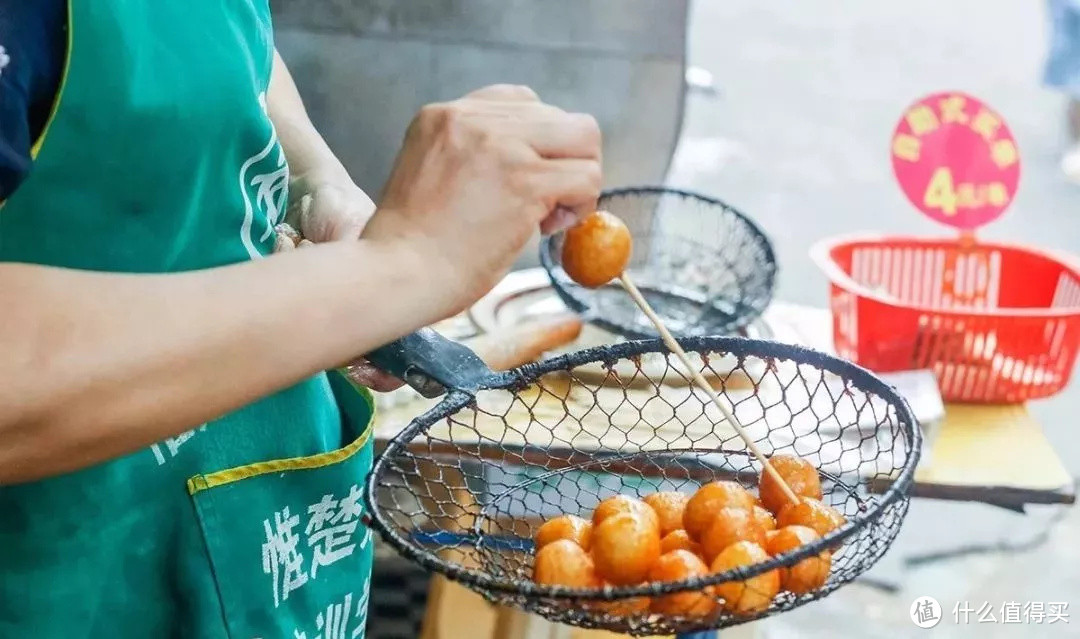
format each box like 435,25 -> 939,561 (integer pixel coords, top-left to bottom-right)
186,376 -> 376,495
29,0 -> 75,161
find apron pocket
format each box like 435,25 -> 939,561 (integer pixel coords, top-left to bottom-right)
188,372 -> 376,639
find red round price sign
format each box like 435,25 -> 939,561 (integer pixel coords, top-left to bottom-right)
891,92 -> 1021,230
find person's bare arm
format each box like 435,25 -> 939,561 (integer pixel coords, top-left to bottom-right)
0,240 -> 438,484
268,51 -> 351,185
0,84 -> 601,485
267,49 -> 375,242
267,50 -> 402,388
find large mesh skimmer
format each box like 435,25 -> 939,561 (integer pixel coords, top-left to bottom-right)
540,187 -> 777,338
364,330 -> 921,636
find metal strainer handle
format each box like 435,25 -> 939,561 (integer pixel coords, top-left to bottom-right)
365,328 -> 499,397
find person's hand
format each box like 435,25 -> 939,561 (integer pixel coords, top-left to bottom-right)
363,84 -> 603,319
273,178 -> 404,392
274,176 -> 376,251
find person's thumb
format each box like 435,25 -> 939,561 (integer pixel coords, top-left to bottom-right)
273,223 -> 301,253
309,184 -> 378,242
345,358 -> 405,392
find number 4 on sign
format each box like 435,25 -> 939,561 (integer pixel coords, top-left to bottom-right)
924,168 -> 958,216
923,167 -> 1009,216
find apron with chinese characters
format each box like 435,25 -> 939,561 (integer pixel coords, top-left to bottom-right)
0,2 -> 375,637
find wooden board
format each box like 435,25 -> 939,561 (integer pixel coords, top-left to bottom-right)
420,574 -> 676,639
874,403 -> 1075,507
420,575 -> 497,639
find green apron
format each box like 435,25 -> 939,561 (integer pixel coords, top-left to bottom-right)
0,1 -> 376,637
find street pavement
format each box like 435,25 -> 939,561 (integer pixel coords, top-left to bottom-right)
670,1 -> 1080,636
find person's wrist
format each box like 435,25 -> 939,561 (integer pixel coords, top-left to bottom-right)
286,171 -> 376,244
290,161 -> 354,192
353,227 -> 464,324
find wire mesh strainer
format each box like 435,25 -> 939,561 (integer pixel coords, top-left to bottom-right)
540,187 -> 777,338
364,330 -> 921,635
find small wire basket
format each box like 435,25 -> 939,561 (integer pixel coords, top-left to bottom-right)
540,187 -> 778,338
364,333 -> 921,636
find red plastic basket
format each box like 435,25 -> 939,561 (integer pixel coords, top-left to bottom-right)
812,234 -> 1080,402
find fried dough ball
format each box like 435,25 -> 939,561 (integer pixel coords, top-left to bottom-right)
683,481 -> 755,540
561,211 -> 633,288
710,541 -> 780,616
533,539 -> 601,588
591,582 -> 651,617
752,505 -> 777,533
593,495 -> 660,532
643,491 -> 691,537
660,529 -> 704,557
765,525 -> 831,595
591,513 -> 662,586
700,507 -> 768,563
776,497 -> 846,539
758,455 -> 823,515
648,550 -> 718,617
534,514 -> 592,551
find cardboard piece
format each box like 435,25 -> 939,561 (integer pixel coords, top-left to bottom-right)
873,403 -> 1075,507
914,403 -> 1074,502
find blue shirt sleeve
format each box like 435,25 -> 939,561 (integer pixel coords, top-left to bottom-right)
0,0 -> 66,201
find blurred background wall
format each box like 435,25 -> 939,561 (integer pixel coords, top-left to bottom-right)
271,0 -> 689,266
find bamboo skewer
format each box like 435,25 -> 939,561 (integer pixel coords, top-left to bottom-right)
619,272 -> 801,506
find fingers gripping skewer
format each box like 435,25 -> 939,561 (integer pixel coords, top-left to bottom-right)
618,273 -> 800,506
559,209 -> 800,506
